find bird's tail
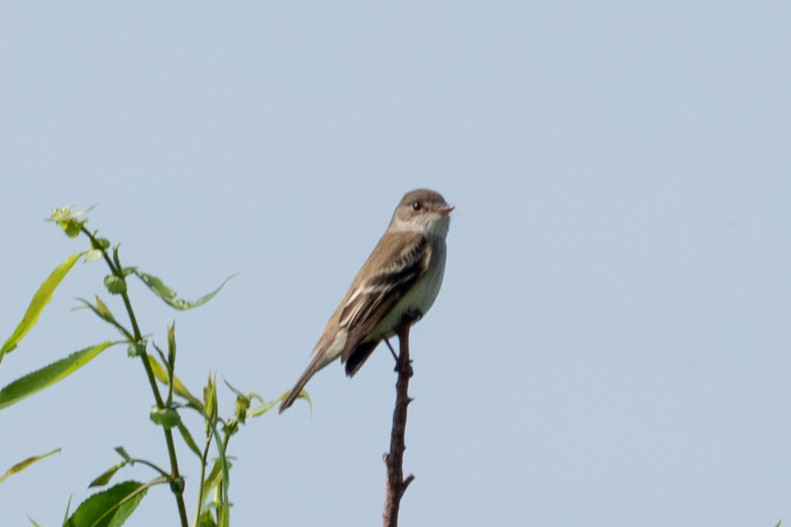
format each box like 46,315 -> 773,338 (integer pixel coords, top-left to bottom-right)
279,351 -> 330,414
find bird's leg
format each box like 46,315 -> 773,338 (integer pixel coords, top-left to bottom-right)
384,338 -> 398,363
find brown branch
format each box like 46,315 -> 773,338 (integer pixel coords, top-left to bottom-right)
383,323 -> 415,527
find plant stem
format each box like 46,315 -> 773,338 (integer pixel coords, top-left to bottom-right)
82,227 -> 190,527
193,431 -> 214,527
137,350 -> 189,526
382,323 -> 415,527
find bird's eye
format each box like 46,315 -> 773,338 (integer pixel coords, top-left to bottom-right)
411,201 -> 422,211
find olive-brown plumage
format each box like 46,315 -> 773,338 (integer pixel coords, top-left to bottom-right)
279,189 -> 453,413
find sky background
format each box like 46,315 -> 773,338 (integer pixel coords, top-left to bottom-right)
1,2 -> 790,526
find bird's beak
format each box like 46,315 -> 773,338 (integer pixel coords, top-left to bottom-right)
438,204 -> 455,216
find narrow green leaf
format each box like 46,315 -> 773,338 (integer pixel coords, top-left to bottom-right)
248,397 -> 283,418
152,344 -> 169,379
204,376 -> 218,421
89,461 -> 127,488
0,448 -> 61,485
0,342 -> 115,410
94,296 -> 115,322
63,495 -> 73,526
136,272 -> 175,299
133,271 -> 236,311
200,460 -> 224,510
219,499 -> 230,527
28,515 -> 42,527
1,252 -> 85,362
146,355 -> 203,410
64,480 -> 148,527
176,422 -> 202,458
203,424 -> 232,527
222,379 -> 244,398
74,298 -> 131,340
114,447 -> 131,463
251,390 -> 310,418
167,322 -> 176,369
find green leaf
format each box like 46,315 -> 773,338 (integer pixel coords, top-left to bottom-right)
251,389 -> 310,418
89,462 -> 126,488
149,405 -> 181,429
248,397 -> 284,418
167,323 -> 176,369
88,452 -> 134,488
1,252 -> 85,363
94,296 -> 115,321
103,275 -> 127,295
63,496 -> 73,525
204,376 -> 218,422
0,448 -> 61,485
133,271 -> 236,311
223,379 -> 261,427
28,516 -> 42,527
176,422 -> 202,458
64,480 -> 148,527
114,447 -> 132,463
75,298 -> 131,340
202,424 -> 232,527
92,237 -> 111,250
233,393 -> 251,425
200,459 -> 224,510
198,510 -> 218,527
147,355 -> 203,410
0,342 -> 115,410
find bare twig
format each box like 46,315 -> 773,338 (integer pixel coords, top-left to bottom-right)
383,323 -> 415,527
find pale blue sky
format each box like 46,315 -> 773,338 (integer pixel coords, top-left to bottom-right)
2,2 -> 790,526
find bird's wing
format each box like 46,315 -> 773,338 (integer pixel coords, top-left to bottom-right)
339,233 -> 430,364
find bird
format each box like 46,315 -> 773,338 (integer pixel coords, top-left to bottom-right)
279,188 -> 453,413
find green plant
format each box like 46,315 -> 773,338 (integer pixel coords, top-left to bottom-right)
0,207 -> 295,527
